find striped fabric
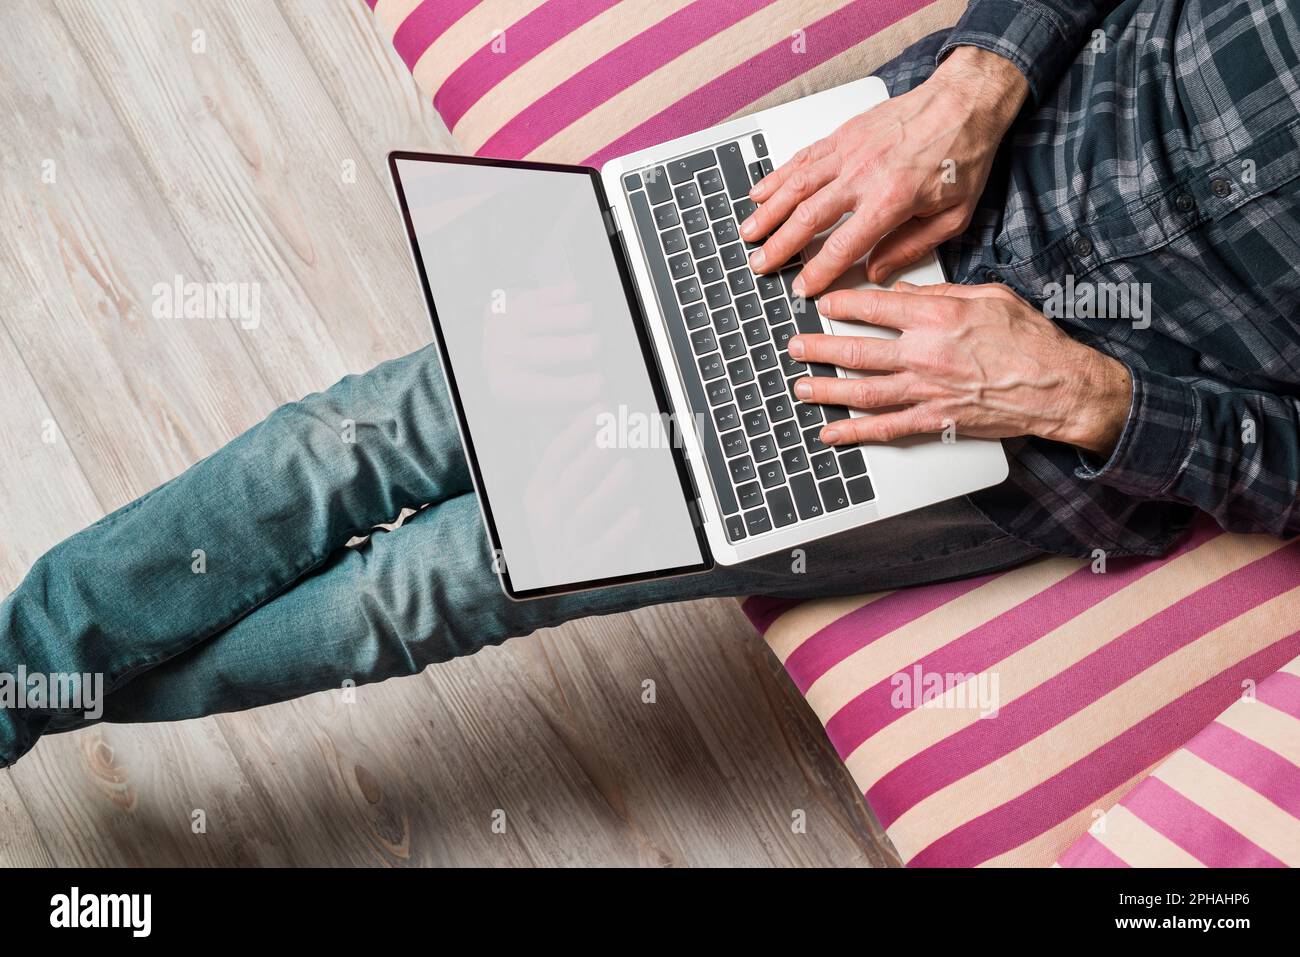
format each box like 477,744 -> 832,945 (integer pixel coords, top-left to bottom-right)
1059,655 -> 1300,868
366,1 -> 1300,866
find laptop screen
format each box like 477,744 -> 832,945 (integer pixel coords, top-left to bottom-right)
392,155 -> 709,597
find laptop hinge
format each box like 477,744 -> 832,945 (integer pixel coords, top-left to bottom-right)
602,205 -> 620,236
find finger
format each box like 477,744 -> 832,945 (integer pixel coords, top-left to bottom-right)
748,137 -> 835,202
794,205 -> 908,297
791,372 -> 924,409
787,332 -> 904,371
820,405 -> 942,446
740,158 -> 840,247
866,207 -> 968,283
748,182 -> 853,276
817,288 -> 938,330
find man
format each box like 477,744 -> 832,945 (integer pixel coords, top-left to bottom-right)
2,0 -> 1297,767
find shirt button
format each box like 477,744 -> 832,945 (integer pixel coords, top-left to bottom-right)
1072,235 -> 1093,258
1211,178 -> 1233,198
1175,193 -> 1195,212
985,269 -> 1004,283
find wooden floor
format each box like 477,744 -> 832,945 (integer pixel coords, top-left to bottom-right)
0,0 -> 897,867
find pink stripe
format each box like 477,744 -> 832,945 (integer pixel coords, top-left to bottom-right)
583,0 -> 928,166
1123,777 -> 1286,867
1258,669 -> 1300,718
477,0 -> 777,159
783,575 -> 992,694
392,0 -> 479,70
1057,832 -> 1129,868
741,595 -> 804,635
1186,722 -> 1300,818
905,634 -> 1300,866
437,0 -> 621,129
871,540 -> 1298,827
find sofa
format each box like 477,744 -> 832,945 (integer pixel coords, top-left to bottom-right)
365,0 -> 1300,866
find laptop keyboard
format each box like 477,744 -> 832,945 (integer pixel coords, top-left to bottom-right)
622,133 -> 875,544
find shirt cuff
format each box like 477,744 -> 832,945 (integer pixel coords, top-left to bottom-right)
937,0 -> 1077,103
1074,364 -> 1200,498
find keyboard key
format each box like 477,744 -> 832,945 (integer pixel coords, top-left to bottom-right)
729,455 -> 756,484
668,150 -> 716,184
839,449 -> 868,478
742,317 -> 769,346
654,204 -> 680,229
683,207 -> 709,234
690,327 -> 717,355
661,228 -> 687,255
697,168 -> 724,194
758,459 -> 785,489
712,218 -> 739,244
812,451 -> 838,479
819,477 -> 850,511
752,133 -> 768,157
847,474 -> 875,504
735,382 -> 761,411
698,354 -> 724,380
717,141 -> 750,198
766,487 -> 798,527
682,302 -> 709,329
624,172 -> 642,192
737,482 -> 764,510
714,404 -> 739,432
771,323 -> 796,351
697,257 -> 724,284
675,277 -> 702,304
796,403 -> 824,428
727,358 -> 754,384
780,353 -> 807,377
766,394 -> 793,421
756,273 -> 783,299
758,368 -> 784,396
719,332 -> 746,361
721,429 -> 748,458
705,193 -> 731,220
736,294 -> 763,320
774,420 -> 800,448
690,233 -> 716,258
804,425 -> 829,453
759,157 -> 773,176
725,514 -> 747,542
764,298 -> 791,324
669,253 -> 693,281
706,379 -> 732,406
705,282 -> 731,309
750,344 -> 778,371
781,446 -> 810,475
790,473 -> 823,519
719,242 -> 746,270
645,166 -> 671,204
744,507 -> 772,535
748,160 -> 765,185
733,198 -> 757,223
824,405 -> 851,423
674,183 -> 701,208
727,269 -> 755,296
743,408 -> 770,436
751,435 -> 778,462
712,307 -> 739,334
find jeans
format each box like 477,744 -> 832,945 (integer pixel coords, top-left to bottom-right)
0,346 -> 1041,767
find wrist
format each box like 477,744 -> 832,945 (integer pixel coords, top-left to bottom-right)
1060,348 -> 1132,456
930,46 -> 1029,133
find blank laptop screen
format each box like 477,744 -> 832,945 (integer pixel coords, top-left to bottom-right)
394,157 -> 707,596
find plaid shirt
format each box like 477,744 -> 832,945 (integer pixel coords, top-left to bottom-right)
881,0 -> 1300,558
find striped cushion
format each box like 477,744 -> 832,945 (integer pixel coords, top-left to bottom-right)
746,524 -> 1300,866
367,0 -> 968,164
1058,654 -> 1300,867
367,1 -> 1300,866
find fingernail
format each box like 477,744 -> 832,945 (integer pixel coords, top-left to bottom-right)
788,337 -> 805,358
748,249 -> 766,270
822,428 -> 840,443
794,378 -> 812,397
740,218 -> 755,238
792,275 -> 806,297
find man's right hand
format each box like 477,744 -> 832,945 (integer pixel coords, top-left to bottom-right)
740,46 -> 1029,298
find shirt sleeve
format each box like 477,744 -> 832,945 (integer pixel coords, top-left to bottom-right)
1075,364 -> 1300,539
938,0 -> 1125,103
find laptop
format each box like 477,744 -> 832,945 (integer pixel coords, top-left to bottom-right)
389,75 -> 1008,600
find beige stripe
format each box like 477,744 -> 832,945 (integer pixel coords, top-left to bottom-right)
524,0 -> 865,162
1281,655 -> 1300,679
1217,698 -> 1300,766
728,0 -> 967,118
762,590 -> 890,663
1094,806 -> 1205,868
887,584 -> 1300,862
804,556 -> 1079,722
978,762 -> 1159,867
372,0 -> 425,38
409,0 -> 550,101
843,533 -> 1281,793
1153,750 -> 1300,866
448,0 -> 694,154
